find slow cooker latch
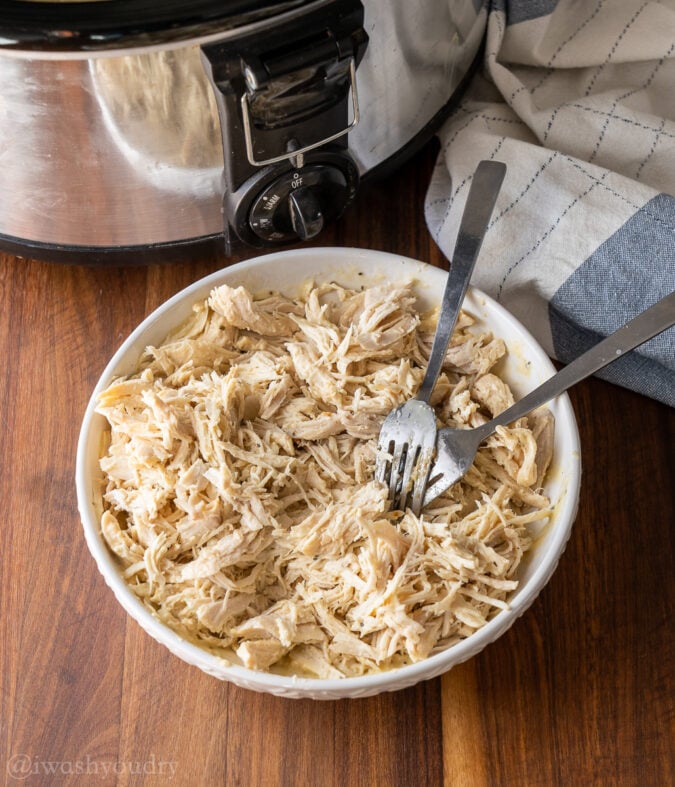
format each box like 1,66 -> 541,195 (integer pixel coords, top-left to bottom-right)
200,0 -> 368,249
239,55 -> 360,168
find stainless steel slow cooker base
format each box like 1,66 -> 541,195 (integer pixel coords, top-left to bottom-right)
0,232 -> 225,266
0,0 -> 487,263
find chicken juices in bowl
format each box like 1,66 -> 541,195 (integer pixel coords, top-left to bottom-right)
76,248 -> 581,699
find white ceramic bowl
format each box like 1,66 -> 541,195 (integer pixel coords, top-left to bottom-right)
76,247 -> 581,699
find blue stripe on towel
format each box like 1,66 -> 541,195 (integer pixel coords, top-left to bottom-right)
489,0 -> 560,25
549,193 -> 675,406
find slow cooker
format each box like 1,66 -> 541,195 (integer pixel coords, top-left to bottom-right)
0,1 -> 487,262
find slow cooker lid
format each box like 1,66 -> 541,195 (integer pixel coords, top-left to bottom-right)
0,0 -> 313,53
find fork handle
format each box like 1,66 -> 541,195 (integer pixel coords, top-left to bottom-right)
473,289 -> 675,441
417,160 -> 507,403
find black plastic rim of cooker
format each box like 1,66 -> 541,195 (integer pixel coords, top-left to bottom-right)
0,0 -> 309,52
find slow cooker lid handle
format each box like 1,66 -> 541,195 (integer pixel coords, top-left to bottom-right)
0,0 -> 308,53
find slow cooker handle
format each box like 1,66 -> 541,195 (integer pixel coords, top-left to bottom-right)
200,0 -> 368,251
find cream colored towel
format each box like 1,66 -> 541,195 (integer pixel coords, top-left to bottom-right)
426,0 -> 675,405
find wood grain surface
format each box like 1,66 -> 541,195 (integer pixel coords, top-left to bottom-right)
1,143 -> 673,787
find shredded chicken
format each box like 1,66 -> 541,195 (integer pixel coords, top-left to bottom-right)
96,279 -> 554,678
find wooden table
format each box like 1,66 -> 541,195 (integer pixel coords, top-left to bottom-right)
1,143 -> 673,786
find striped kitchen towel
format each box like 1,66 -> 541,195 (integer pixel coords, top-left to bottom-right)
426,0 -> 675,406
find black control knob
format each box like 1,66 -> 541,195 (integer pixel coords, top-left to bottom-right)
288,187 -> 324,240
248,164 -> 353,243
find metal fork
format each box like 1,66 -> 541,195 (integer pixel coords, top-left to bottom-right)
375,159 -> 507,513
422,289 -> 675,508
